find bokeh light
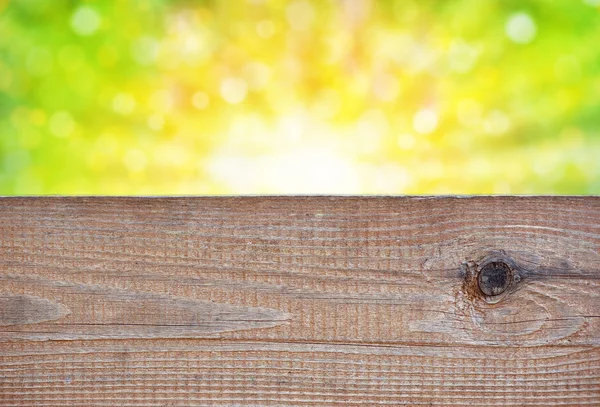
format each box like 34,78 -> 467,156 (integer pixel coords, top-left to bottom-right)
1,0 -> 599,195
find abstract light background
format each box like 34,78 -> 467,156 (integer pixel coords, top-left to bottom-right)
1,0 -> 599,195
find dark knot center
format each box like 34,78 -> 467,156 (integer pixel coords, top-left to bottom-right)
478,261 -> 511,296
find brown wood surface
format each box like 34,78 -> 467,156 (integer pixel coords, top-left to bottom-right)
1,196 -> 599,406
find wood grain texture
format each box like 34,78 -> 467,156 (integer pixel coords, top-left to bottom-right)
0,196 -> 599,406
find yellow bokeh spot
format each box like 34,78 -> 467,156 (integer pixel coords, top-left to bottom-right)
123,149 -> 147,173
192,92 -> 210,110
48,111 -> 75,138
220,78 -> 248,105
71,6 -> 102,36
505,12 -> 537,44
413,109 -> 438,135
112,93 -> 136,115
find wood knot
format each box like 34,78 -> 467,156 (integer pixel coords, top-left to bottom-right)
462,252 -> 522,304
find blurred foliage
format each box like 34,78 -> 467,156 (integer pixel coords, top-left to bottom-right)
0,0 -> 599,194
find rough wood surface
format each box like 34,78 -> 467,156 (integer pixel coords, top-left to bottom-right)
0,196 -> 599,406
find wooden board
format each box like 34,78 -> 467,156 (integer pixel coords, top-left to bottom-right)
1,196 -> 599,406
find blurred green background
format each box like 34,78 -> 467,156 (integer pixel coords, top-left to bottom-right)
1,0 -> 599,195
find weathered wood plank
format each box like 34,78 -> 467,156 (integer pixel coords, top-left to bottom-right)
1,196 -> 599,406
